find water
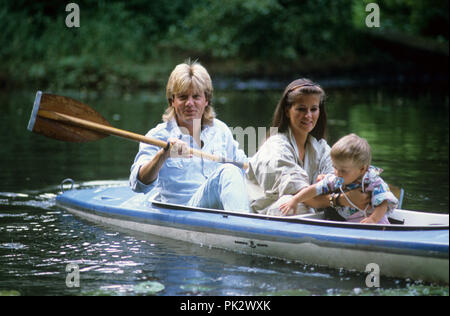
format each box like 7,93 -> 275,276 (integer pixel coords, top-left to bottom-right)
0,86 -> 448,296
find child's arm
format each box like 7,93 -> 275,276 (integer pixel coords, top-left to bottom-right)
315,174 -> 327,182
360,200 -> 388,224
279,174 -> 342,215
279,185 -> 319,215
303,188 -> 371,210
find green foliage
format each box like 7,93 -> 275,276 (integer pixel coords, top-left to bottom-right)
166,0 -> 284,58
166,0 -> 359,60
0,0 -> 447,89
352,0 -> 449,41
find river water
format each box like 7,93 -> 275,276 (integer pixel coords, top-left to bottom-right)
0,85 -> 448,296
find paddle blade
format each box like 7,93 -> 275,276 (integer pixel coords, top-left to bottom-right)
388,184 -> 405,209
28,91 -> 111,142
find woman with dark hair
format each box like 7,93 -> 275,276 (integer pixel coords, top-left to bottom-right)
246,78 -> 369,216
271,78 -> 327,140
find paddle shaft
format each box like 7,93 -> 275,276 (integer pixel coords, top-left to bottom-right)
38,109 -> 248,169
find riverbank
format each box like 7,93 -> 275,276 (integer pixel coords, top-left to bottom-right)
2,49 -> 448,93
1,1 -> 447,92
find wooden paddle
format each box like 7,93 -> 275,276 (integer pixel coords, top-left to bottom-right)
27,91 -> 248,169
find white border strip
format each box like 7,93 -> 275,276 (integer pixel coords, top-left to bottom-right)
27,91 -> 43,131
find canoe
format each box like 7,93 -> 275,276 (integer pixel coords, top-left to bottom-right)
56,182 -> 449,284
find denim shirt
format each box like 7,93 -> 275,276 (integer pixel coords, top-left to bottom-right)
129,118 -> 247,204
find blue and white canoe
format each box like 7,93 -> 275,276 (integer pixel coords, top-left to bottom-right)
56,182 -> 449,284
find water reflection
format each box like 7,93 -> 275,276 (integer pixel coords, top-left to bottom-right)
0,185 -> 448,296
0,87 -> 448,295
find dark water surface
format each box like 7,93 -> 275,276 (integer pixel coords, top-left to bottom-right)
0,86 -> 448,296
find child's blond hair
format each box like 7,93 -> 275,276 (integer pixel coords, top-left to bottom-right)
331,133 -> 371,167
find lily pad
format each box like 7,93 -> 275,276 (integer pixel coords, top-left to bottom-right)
0,290 -> 21,296
260,289 -> 311,296
133,281 -> 165,295
79,289 -> 119,296
180,284 -> 215,293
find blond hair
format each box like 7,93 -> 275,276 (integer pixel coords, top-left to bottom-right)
162,60 -> 216,125
331,133 -> 371,167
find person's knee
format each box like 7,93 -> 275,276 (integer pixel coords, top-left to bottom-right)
217,163 -> 243,180
219,163 -> 241,172
216,164 -> 249,212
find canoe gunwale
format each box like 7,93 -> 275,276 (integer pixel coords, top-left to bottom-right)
57,199 -> 449,260
149,199 -> 449,232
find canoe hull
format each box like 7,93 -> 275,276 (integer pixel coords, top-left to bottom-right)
56,185 -> 449,284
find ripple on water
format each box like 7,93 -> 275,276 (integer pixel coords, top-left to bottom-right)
1,184 -> 447,296
0,242 -> 28,250
0,191 -> 56,211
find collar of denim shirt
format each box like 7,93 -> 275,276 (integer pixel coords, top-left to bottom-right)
166,117 -> 216,150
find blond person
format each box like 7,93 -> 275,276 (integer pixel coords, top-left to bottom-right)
129,61 -> 249,212
279,134 -> 398,223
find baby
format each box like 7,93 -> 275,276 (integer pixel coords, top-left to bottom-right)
280,133 -> 398,224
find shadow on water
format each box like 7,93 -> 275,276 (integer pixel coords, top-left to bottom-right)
0,86 -> 448,295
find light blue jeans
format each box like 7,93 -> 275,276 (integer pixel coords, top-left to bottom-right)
187,164 -> 250,212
